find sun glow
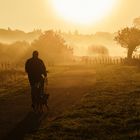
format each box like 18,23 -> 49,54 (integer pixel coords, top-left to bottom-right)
51,0 -> 117,25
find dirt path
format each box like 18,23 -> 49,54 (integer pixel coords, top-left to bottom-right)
0,66 -> 96,140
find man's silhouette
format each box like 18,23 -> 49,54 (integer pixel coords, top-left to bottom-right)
25,51 -> 47,110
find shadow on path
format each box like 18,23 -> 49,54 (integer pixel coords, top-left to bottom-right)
4,111 -> 45,140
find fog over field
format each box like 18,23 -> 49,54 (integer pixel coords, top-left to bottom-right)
0,1 -> 140,140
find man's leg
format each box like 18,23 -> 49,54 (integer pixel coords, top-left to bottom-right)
31,84 -> 37,110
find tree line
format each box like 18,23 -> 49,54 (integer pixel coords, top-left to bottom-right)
0,30 -> 74,65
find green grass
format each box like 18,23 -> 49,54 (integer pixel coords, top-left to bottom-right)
25,65 -> 140,140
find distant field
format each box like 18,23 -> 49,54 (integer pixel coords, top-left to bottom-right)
25,65 -> 140,140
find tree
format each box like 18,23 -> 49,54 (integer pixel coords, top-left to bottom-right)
88,45 -> 109,57
114,27 -> 140,59
31,30 -> 73,64
133,17 -> 140,29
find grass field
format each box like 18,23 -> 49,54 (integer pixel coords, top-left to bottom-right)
25,65 -> 140,140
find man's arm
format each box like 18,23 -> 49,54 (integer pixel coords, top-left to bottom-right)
25,60 -> 29,73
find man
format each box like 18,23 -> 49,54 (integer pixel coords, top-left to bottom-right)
25,51 -> 47,110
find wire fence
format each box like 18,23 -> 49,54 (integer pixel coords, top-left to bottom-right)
79,56 -> 140,65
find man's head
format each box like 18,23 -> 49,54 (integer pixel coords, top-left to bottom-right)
32,50 -> 39,58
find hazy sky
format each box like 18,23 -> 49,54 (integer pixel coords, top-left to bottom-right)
0,0 -> 140,34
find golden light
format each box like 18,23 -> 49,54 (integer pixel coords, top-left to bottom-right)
51,0 -> 117,25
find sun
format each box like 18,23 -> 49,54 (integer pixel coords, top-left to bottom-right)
51,0 -> 117,25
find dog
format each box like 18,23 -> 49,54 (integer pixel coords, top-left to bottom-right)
33,81 -> 50,114
33,93 -> 49,114
39,93 -> 50,112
